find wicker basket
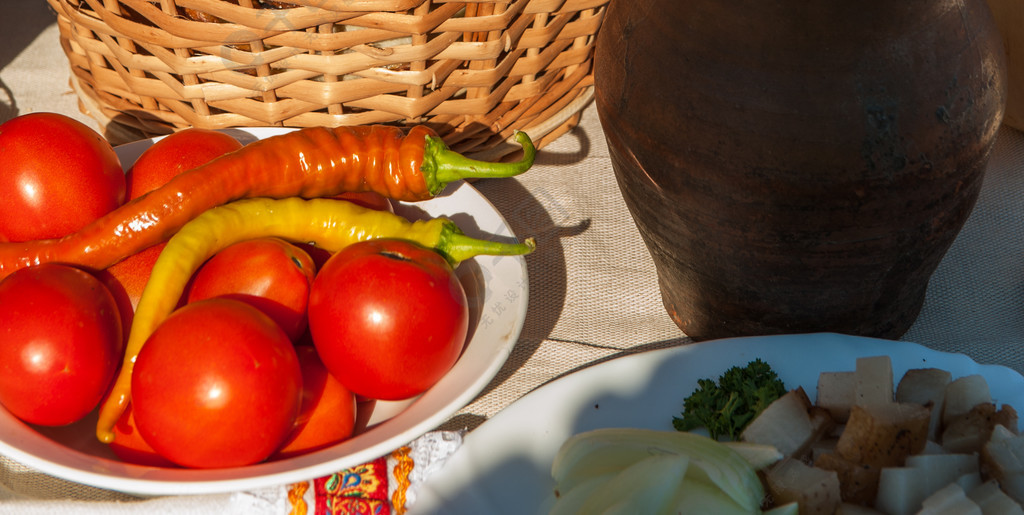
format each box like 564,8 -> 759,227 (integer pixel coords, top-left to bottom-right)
46,0 -> 607,158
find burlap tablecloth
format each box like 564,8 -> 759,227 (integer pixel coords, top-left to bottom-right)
3,2 -> 1024,512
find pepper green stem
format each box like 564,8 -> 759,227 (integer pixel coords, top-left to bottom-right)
437,222 -> 536,266
423,131 -> 537,195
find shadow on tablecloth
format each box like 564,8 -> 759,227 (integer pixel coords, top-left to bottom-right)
0,3 -> 60,123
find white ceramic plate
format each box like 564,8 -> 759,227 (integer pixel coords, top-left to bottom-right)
409,332 -> 1024,514
0,128 -> 529,495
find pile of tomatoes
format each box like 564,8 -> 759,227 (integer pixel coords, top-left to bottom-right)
0,113 -> 471,469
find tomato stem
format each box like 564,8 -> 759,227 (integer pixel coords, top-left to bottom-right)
422,131 -> 536,195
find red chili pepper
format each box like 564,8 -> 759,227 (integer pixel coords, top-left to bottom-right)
0,126 -> 535,279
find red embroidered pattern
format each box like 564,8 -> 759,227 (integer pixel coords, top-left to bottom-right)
315,456 -> 391,515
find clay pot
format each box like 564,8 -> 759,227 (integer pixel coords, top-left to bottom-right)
985,0 -> 1024,131
595,0 -> 1006,340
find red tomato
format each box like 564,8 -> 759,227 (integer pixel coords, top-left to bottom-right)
109,404 -> 177,468
307,239 -> 469,401
272,346 -> 357,460
186,238 -> 316,341
0,264 -> 122,426
125,128 -> 242,200
0,113 -> 124,241
131,299 -> 302,468
101,128 -> 244,312
97,243 -> 165,331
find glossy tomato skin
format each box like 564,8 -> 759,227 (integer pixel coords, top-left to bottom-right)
186,237 -> 316,341
102,128 -> 244,312
0,264 -> 122,426
0,113 -> 124,241
109,404 -> 177,468
125,128 -> 242,200
272,345 -> 357,460
97,243 -> 166,336
132,299 -> 302,469
308,239 -> 469,401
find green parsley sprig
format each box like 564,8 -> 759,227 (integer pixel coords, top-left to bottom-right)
672,358 -> 786,441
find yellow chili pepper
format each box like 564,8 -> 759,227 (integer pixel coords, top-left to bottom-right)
95,197 -> 535,443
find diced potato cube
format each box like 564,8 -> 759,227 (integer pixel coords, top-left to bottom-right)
921,439 -> 947,455
918,483 -> 982,514
874,454 -> 979,515
943,375 -> 992,426
808,406 -> 836,442
942,403 -> 1019,453
818,371 -> 856,423
810,436 -> 838,463
967,479 -> 1024,515
991,423 -> 1018,443
1004,476 -> 1024,510
982,426 -> 1024,477
814,452 -> 881,505
741,387 -> 819,458
835,402 -> 930,467
764,458 -> 841,515
874,467 -> 933,515
981,425 -> 1024,504
955,472 -> 983,496
855,356 -> 894,408
896,368 -> 952,441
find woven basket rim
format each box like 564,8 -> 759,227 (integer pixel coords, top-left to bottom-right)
50,0 -> 608,156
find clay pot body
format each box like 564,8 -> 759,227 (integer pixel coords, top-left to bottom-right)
595,0 -> 1006,340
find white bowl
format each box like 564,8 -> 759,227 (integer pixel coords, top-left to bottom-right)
410,333 -> 1024,514
0,128 -> 529,495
